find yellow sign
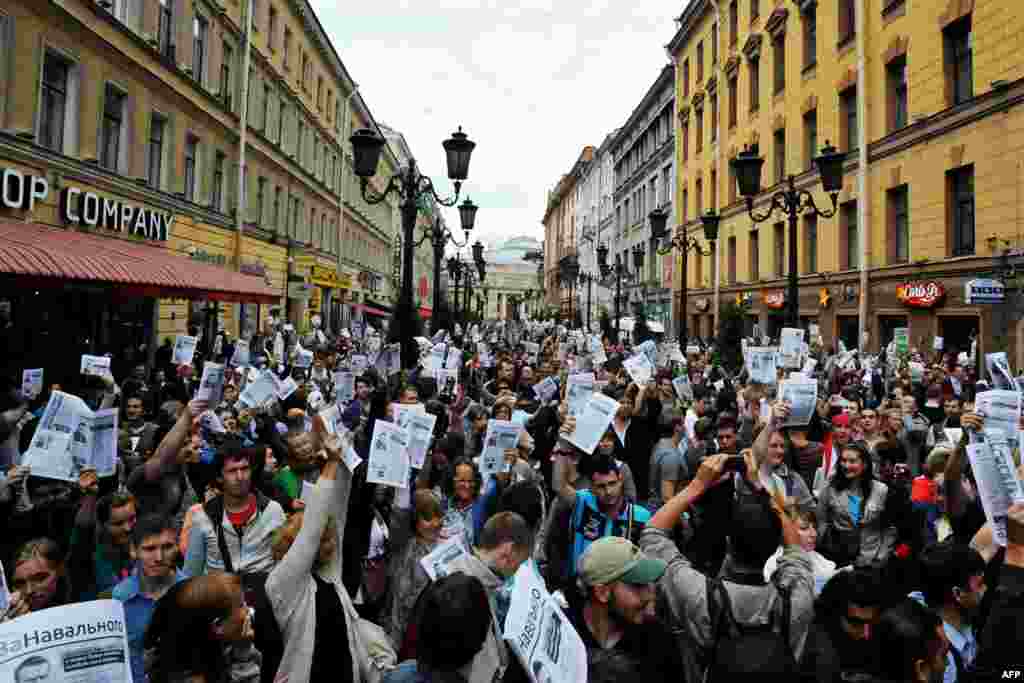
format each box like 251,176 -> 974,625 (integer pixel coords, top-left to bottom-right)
311,266 -> 345,288
309,286 -> 322,311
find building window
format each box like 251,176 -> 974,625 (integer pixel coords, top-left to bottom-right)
802,5 -> 817,68
39,52 -> 71,153
147,113 -> 166,188
696,249 -> 704,287
696,41 -> 704,83
948,165 -> 974,256
695,108 -> 703,153
888,57 -> 908,131
272,186 -> 281,232
728,164 -> 737,204
192,15 -> 207,84
157,0 -> 173,59
727,75 -> 738,128
841,200 -> 858,269
662,166 -> 671,206
772,33 -> 785,94
803,109 -> 817,170
712,23 -> 718,65
840,87 -> 857,152
727,236 -> 737,283
773,128 -> 785,184
260,83 -> 270,131
839,0 -> 856,44
751,0 -> 759,21
730,0 -> 738,46
278,100 -> 287,145
268,7 -> 277,50
695,178 -> 703,215
945,15 -> 973,106
302,53 -> 310,91
804,214 -> 817,273
682,59 -> 689,97
250,0 -> 259,30
710,94 -> 718,142
748,56 -> 760,112
749,228 -> 759,280
888,185 -> 909,263
184,135 -> 198,200
316,76 -> 323,109
100,85 -> 125,171
221,42 -> 233,109
283,28 -> 291,69
682,120 -> 689,161
297,120 -> 304,162
710,169 -> 717,209
212,151 -> 225,210
682,188 -> 689,222
256,177 -> 266,224
773,222 -> 784,277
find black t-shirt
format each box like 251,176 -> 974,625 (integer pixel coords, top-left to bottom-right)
310,573 -> 353,683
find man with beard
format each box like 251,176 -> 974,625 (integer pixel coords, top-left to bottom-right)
910,542 -> 987,681
566,537 -> 682,683
482,358 -> 518,407
118,395 -> 159,476
341,375 -> 373,430
113,514 -> 188,683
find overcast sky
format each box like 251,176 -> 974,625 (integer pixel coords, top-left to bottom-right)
314,1 -> 678,254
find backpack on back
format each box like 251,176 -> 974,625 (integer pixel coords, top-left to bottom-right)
702,575 -> 796,682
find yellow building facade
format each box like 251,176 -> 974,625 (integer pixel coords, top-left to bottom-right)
670,0 -> 1024,366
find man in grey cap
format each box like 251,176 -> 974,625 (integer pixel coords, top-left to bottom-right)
564,536 -> 684,683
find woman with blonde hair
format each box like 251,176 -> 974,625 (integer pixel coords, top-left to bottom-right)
2,538 -> 71,621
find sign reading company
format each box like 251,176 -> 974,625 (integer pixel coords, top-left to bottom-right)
897,281 -> 945,308
965,278 -> 1005,304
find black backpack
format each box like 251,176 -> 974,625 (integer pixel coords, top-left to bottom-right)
702,575 -> 796,682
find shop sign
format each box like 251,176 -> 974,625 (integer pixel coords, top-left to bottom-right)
311,266 -> 343,288
287,282 -> 313,300
965,278 -> 1005,304
818,288 -> 831,308
2,167 -> 172,240
240,261 -> 266,277
763,290 -> 786,309
897,281 -> 945,308
695,297 -> 711,312
187,248 -> 227,266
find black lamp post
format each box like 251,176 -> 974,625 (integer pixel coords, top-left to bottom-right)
730,142 -> 845,328
597,243 -> 635,343
631,244 -> 647,314
350,125 -> 476,369
447,254 -> 465,329
651,207 -> 719,343
420,201 -> 478,335
559,255 -> 581,327
578,271 -> 596,332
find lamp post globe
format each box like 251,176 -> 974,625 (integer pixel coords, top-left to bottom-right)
443,127 -> 476,181
349,129 -> 387,178
730,145 -> 765,199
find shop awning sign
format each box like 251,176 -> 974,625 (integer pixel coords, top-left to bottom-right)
763,290 -> 786,309
897,281 -> 945,308
965,278 -> 1005,304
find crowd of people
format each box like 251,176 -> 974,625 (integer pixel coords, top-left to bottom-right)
1,314 -> 1023,683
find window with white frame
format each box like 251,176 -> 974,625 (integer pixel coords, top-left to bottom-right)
212,151 -> 225,211
147,113 -> 167,188
193,15 -> 208,85
184,134 -> 198,201
39,51 -> 77,154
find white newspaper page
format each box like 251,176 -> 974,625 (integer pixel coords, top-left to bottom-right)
351,355 -> 369,376
319,405 -> 342,435
533,377 -> 559,402
21,369 -> 44,399
622,354 -> 654,385
504,563 -> 587,683
746,347 -> 778,385
294,347 -> 314,369
524,342 -> 540,364
334,371 -> 355,402
966,430 -> 1024,546
779,376 -> 818,427
419,536 -> 472,582
974,390 -> 1021,438
197,363 -> 226,405
802,357 -> 818,376
0,600 -> 133,683
480,420 -> 522,479
238,370 -> 277,408
366,419 -> 411,488
89,409 -> 118,478
172,335 -> 198,366
985,352 -> 1015,390
429,345 -> 447,373
637,340 -> 657,367
230,339 -> 251,368
407,412 -> 438,469
275,376 -> 298,401
588,336 -> 606,366
673,375 -> 693,401
80,355 -> 112,378
21,392 -> 91,482
435,368 -> 460,399
566,393 -> 619,455
566,373 -> 595,418
0,560 -> 8,614
779,328 -> 804,368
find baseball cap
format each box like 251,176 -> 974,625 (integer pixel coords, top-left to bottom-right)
579,537 -> 666,586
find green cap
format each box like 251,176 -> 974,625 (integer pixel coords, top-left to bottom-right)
580,537 -> 667,586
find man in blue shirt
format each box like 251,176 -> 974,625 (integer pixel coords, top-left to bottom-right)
554,448 -> 651,580
113,514 -> 188,683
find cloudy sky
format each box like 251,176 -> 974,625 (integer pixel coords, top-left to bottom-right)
314,0 -> 679,252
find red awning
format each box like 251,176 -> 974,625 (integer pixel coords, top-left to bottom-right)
0,221 -> 280,304
418,307 -> 432,319
353,303 -> 389,317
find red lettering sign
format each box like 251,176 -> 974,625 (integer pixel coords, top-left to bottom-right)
763,290 -> 786,309
897,281 -> 945,308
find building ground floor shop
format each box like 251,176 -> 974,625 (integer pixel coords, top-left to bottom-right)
679,254 -> 1024,368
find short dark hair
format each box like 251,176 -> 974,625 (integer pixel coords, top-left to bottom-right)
417,573 -> 491,671
97,492 -> 136,526
213,437 -> 257,475
498,482 -> 545,532
728,490 -> 781,568
582,455 -> 620,480
874,599 -> 945,682
478,512 -> 532,552
132,514 -> 176,547
816,567 -> 885,628
587,650 -> 639,683
919,541 -> 985,608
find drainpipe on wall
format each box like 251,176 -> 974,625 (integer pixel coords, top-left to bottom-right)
338,86 -> 359,327
235,0 -> 253,272
710,0 -> 722,338
856,0 -> 869,352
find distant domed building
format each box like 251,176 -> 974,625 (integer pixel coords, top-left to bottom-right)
475,235 -> 542,319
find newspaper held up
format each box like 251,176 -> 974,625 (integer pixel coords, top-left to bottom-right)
80,355 -> 112,379
351,355 -> 369,376
406,411 -> 438,470
974,390 -> 1022,439
196,363 -> 226,406
0,560 -> 8,615
293,345 -> 314,369
366,419 -> 411,489
564,393 -> 620,455
504,562 -> 587,683
533,376 -> 559,403
778,376 -> 818,427
779,328 -> 805,368
745,347 -> 778,385
985,352 -> 1015,391
237,370 -> 278,408
333,371 -> 355,403
22,392 -> 118,482
565,373 -> 595,418
622,354 -> 654,385
21,369 -> 44,400
230,339 -> 251,368
479,420 -> 522,479
965,429 -> 1024,546
419,535 -> 472,582
172,335 -> 198,366
275,376 -> 299,401
672,375 -> 693,402
0,600 -> 133,683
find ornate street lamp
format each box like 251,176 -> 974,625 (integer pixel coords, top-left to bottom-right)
652,207 -> 719,342
351,125 -> 476,368
731,142 -> 843,328
597,243 -> 635,343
